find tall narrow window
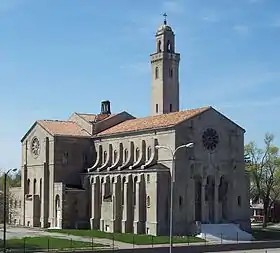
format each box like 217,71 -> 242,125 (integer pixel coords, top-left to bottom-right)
169,68 -> 173,78
155,67 -> 159,79
167,40 -> 171,52
156,104 -> 159,113
33,179 -> 37,194
170,104 -> 173,112
157,40 -> 161,52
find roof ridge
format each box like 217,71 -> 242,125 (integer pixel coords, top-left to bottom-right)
38,119 -> 74,123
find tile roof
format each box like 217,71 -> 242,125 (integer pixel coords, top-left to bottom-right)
97,106 -> 210,136
77,113 -> 115,123
38,120 -> 91,137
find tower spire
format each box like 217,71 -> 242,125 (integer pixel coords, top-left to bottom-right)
163,12 -> 167,25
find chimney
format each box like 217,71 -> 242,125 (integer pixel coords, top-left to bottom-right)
101,100 -> 111,115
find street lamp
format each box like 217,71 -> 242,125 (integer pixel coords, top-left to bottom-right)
155,142 -> 194,253
3,168 -> 17,253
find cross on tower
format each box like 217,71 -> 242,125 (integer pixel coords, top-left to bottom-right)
163,12 -> 167,24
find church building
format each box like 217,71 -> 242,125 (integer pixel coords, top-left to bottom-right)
10,18 -> 251,236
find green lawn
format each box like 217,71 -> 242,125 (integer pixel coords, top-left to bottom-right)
252,227 -> 280,241
48,229 -> 205,245
0,236 -> 105,251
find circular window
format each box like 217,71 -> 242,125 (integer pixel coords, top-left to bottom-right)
202,128 -> 219,151
31,137 -> 40,157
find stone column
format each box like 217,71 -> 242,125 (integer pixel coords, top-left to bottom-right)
99,180 -> 105,231
214,180 -> 219,223
201,178 -> 206,223
133,179 -> 141,234
122,176 -> 133,233
90,176 -> 100,230
112,177 -> 121,232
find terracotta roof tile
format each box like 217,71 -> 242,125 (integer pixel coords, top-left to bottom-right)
38,120 -> 91,137
77,113 -> 115,123
97,106 -> 210,136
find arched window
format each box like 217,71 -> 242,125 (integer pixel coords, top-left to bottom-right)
179,196 -> 183,208
155,67 -> 159,79
156,104 -> 159,113
169,68 -> 173,78
237,196 -> 241,206
167,40 -> 172,52
157,40 -> 162,52
27,179 -> 30,194
147,196 -> 151,207
33,179 -> 37,194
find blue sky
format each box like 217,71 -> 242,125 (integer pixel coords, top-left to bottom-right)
0,0 -> 279,170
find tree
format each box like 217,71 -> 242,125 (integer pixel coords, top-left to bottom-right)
0,170 -> 21,224
245,133 -> 280,227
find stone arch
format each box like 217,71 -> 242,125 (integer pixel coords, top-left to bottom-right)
206,175 -> 215,222
194,175 -> 202,221
219,175 -> 228,220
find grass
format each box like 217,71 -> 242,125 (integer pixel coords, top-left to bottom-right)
48,229 -> 205,245
252,226 -> 280,241
0,236 -> 105,251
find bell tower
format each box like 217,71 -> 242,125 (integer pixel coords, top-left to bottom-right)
150,14 -> 180,115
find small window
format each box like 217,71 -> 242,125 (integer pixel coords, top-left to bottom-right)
179,196 -> 183,208
157,40 -> 162,52
155,67 -> 159,79
237,196 -> 241,206
169,104 -> 172,112
156,104 -> 159,113
169,68 -> 173,78
147,174 -> 150,183
62,152 -> 68,165
147,196 -> 151,207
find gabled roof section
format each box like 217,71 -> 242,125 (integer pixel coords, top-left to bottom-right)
37,120 -> 91,137
76,113 -> 116,123
97,106 -> 211,136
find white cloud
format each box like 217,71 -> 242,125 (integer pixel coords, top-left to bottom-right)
233,25 -> 250,35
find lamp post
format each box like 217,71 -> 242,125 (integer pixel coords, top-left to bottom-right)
3,168 -> 17,253
155,143 -> 194,253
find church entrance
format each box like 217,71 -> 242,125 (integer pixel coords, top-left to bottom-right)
194,178 -> 201,221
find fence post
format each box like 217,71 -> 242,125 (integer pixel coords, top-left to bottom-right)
47,238 -> 50,252
187,235 -> 189,245
23,237 -> 26,253
236,232 -> 239,244
204,233 -> 206,245
133,234 -> 135,248
220,233 -> 223,244
92,237 -> 94,252
151,236 -> 154,248
70,238 -> 73,252
112,233 -> 115,251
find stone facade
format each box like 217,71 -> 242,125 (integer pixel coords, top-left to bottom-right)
9,20 -> 251,236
